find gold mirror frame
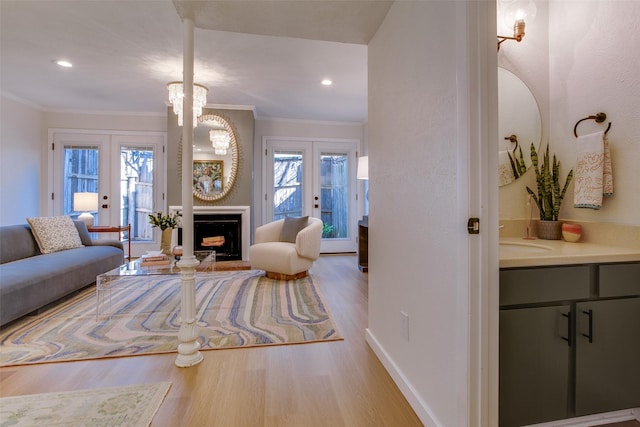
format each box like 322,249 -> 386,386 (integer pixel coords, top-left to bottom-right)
178,113 -> 240,202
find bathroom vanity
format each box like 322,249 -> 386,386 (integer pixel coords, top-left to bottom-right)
498,239 -> 640,427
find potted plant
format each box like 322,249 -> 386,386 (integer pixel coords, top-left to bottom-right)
525,143 -> 573,240
148,211 -> 179,255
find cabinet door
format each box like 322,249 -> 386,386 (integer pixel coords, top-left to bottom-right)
500,305 -> 571,427
575,298 -> 640,415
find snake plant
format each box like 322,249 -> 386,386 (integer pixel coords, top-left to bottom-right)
526,143 -> 573,221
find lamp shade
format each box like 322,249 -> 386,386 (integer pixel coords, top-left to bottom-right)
73,192 -> 98,212
357,156 -> 369,180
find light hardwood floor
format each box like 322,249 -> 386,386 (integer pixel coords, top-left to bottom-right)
0,255 -> 423,427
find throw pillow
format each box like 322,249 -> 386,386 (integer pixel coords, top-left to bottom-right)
279,216 -> 309,243
27,216 -> 84,254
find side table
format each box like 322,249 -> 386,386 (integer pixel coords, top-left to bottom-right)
88,224 -> 131,261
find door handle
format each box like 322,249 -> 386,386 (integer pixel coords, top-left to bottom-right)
581,309 -> 593,343
561,311 -> 572,346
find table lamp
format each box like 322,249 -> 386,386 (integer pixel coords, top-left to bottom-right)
73,192 -> 98,227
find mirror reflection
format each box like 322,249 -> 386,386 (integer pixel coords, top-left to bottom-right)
180,113 -> 239,201
498,67 -> 542,186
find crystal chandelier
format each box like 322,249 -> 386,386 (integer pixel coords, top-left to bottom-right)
209,128 -> 230,155
167,82 -> 208,127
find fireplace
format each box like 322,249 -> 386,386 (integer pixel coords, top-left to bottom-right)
169,205 -> 250,261
178,214 -> 241,261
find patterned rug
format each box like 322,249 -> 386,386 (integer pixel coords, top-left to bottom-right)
0,382 -> 171,426
0,270 -> 342,366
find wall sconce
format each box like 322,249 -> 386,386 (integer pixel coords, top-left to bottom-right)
497,0 -> 536,51
497,16 -> 525,50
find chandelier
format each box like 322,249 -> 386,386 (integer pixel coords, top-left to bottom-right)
167,81 -> 208,127
209,128 -> 230,155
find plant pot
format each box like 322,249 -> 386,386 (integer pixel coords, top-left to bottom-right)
537,220 -> 562,240
160,228 -> 173,255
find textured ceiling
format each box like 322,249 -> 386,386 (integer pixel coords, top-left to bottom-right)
0,0 -> 392,122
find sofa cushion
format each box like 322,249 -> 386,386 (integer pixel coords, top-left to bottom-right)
26,216 -> 84,254
279,216 -> 309,243
0,224 -> 41,264
0,245 -> 123,326
74,220 -> 94,246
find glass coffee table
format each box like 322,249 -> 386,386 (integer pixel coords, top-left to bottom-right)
96,251 -> 215,319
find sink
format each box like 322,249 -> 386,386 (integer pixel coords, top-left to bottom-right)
499,241 -> 553,254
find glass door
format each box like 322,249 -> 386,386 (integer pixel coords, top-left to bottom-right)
265,139 -> 357,253
53,132 -> 110,225
313,141 -> 357,253
52,131 -> 165,258
112,134 -> 165,256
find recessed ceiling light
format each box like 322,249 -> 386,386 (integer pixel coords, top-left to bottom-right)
321,79 -> 332,86
55,60 -> 73,68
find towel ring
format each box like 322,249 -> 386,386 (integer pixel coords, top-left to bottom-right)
504,134 -> 518,153
574,112 -> 612,138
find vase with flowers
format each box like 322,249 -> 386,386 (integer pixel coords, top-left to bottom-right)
526,143 -> 573,240
148,211 -> 179,255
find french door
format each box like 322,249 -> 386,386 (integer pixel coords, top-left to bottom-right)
264,138 -> 358,253
50,130 -> 166,257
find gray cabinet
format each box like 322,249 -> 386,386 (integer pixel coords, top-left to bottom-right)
499,305 -> 571,427
577,262 -> 640,416
499,262 -> 640,427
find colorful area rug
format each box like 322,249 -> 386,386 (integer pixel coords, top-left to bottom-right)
0,270 -> 342,366
0,382 -> 171,426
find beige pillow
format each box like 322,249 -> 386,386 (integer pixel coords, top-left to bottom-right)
27,216 -> 84,254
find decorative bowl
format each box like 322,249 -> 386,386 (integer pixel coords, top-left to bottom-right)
562,223 -> 582,242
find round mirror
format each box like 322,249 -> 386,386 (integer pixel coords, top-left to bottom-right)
498,67 -> 542,186
178,113 -> 240,201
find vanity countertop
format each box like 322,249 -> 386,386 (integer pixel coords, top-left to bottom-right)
499,237 -> 640,268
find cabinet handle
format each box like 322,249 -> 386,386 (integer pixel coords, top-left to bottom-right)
581,309 -> 593,343
561,311 -> 571,346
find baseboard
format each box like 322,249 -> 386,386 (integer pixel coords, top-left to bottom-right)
365,329 -> 639,427
526,408 -> 640,427
365,328 -> 440,427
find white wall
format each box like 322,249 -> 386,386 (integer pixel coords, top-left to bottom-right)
0,99 -> 167,226
366,2 -> 488,425
253,118 -> 365,227
550,0 -> 640,225
0,95 -> 44,224
499,0 -> 640,227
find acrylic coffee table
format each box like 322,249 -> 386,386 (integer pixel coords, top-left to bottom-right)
95,251 -> 215,319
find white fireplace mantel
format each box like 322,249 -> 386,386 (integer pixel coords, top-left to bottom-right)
169,205 -> 250,260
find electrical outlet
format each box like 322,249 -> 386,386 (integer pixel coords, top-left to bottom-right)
400,311 -> 409,341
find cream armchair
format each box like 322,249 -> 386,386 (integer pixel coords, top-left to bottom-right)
249,217 -> 323,279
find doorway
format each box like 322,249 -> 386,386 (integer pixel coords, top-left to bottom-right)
49,129 -> 166,257
263,138 -> 359,253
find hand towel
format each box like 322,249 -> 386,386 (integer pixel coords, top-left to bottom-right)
498,150 -> 515,186
602,134 -> 614,197
574,130 -> 613,209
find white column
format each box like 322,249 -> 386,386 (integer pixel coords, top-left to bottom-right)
175,16 -> 203,368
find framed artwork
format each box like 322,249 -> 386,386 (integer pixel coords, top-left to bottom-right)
193,160 -> 224,200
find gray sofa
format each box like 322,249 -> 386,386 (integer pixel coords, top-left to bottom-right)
0,221 -> 124,326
